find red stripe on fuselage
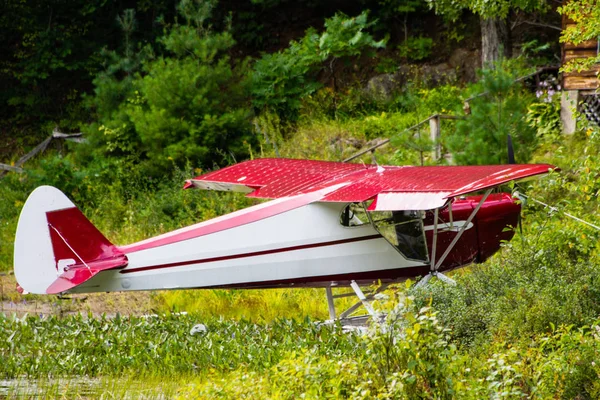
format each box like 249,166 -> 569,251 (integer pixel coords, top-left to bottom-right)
120,234 -> 382,274
119,187 -> 345,254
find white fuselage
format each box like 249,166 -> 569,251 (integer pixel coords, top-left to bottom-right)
70,200 -> 425,293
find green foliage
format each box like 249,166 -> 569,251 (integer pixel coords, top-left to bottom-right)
526,100 -> 561,143
251,10 -> 386,121
0,173 -> 37,274
3,123 -> 600,398
377,0 -> 422,18
251,30 -> 322,121
318,11 -> 386,59
559,0 -> 600,73
358,297 -> 459,399
389,84 -> 463,165
445,66 -> 537,165
375,56 -> 398,73
0,313 -> 360,379
178,300 -> 600,398
0,0 -> 175,147
426,0 -> 549,20
398,36 -> 434,61
85,2 -> 254,176
413,129 -> 600,348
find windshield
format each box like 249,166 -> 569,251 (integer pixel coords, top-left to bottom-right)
340,204 -> 429,262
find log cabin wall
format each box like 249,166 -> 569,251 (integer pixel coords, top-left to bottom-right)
562,14 -> 599,91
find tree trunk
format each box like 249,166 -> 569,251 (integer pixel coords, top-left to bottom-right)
480,17 -> 511,69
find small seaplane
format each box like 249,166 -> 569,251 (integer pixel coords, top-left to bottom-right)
14,158 -> 556,319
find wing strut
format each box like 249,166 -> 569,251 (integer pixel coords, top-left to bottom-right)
415,188 -> 493,288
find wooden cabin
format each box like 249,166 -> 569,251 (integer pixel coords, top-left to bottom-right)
562,14 -> 599,91
561,14 -> 599,131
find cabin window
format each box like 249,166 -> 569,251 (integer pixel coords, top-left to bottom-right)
340,204 -> 429,262
340,203 -> 370,227
372,210 -> 429,262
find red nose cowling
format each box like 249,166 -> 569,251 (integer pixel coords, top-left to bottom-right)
424,193 -> 520,272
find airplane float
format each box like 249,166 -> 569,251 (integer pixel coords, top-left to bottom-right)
14,158 -> 557,320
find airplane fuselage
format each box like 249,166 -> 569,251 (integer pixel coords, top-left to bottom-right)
68,193 -> 519,293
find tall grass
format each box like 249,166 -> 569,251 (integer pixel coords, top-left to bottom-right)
152,287 -> 359,322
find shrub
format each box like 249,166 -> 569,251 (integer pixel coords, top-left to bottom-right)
398,36 -> 434,61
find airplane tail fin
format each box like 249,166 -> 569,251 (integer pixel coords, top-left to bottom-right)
14,186 -> 127,295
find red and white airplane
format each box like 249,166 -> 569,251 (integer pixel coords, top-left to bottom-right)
14,158 -> 556,318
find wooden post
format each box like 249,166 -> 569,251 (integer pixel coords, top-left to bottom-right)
429,115 -> 441,162
561,90 -> 579,135
370,150 -> 377,165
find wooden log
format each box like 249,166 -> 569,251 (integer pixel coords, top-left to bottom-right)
564,49 -> 599,61
563,76 -> 599,90
564,39 -> 599,51
14,135 -> 53,168
52,131 -> 83,139
0,163 -> 24,173
0,135 -> 53,177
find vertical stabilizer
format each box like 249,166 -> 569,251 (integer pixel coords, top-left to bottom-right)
14,186 -> 127,294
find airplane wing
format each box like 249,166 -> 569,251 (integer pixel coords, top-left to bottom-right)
184,159 -> 367,195
186,158 -> 557,210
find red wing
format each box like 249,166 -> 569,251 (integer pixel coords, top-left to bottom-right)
185,158 -> 371,196
186,158 -> 557,209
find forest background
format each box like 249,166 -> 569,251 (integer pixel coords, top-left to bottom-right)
2,0 -> 600,397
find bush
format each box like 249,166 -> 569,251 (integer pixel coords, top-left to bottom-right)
251,10 -> 386,121
413,128 -> 600,346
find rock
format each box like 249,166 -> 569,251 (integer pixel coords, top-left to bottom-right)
365,73 -> 404,101
363,48 -> 481,97
190,323 -> 208,335
396,63 -> 458,86
448,48 -> 480,82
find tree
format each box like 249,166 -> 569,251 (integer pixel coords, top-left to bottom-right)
445,66 -> 537,165
0,0 -> 176,144
377,0 -> 423,42
84,0 -> 254,176
425,0 -> 549,67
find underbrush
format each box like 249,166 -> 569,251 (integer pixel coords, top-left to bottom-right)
0,313 -> 360,379
411,128 -> 600,349
178,297 -> 600,399
2,299 -> 600,398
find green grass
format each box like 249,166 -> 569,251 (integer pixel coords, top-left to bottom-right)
152,287 -> 360,322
